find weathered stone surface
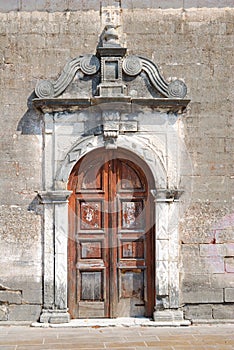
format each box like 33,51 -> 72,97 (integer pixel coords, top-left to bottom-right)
216,229 -> 234,244
182,273 -> 211,291
224,288 -> 234,302
212,304 -> 234,319
200,243 -> 226,257
225,257 -> 234,273
0,305 -> 8,321
182,288 -> 224,304
211,273 -> 234,288
181,245 -> 225,274
0,291 -> 22,304
184,304 -> 213,320
8,304 -> 41,322
180,203 -> 230,244
0,0 -> 234,12
225,243 -> 234,256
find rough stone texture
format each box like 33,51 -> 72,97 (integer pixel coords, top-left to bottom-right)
184,304 -> 213,320
224,288 -> 234,302
0,0 -> 234,12
0,306 -> 8,321
182,288 -> 224,304
8,304 -> 41,322
0,6 -> 233,322
225,257 -> 234,273
0,291 -> 22,304
212,304 -> 234,319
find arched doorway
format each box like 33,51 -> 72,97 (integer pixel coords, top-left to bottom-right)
68,148 -> 155,319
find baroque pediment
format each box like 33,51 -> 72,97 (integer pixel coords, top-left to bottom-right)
34,25 -> 189,112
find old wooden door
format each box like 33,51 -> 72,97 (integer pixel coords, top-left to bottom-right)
68,149 -> 155,318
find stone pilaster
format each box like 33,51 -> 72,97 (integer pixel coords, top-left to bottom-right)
38,190 -> 72,323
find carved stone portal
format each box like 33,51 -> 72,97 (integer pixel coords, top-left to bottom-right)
33,24 -> 190,325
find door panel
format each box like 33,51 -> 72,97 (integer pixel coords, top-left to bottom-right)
68,149 -> 155,318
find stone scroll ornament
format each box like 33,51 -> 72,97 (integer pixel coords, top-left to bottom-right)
35,53 -> 187,99
122,55 -> 187,98
35,55 -> 100,98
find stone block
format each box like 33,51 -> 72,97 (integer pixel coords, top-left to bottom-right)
22,286 -> 42,304
212,304 -> 234,319
182,288 -> 224,304
225,288 -> 234,302
67,0 -> 82,10
180,202 -> 231,244
0,0 -> 19,12
0,290 -> 22,304
8,304 -> 41,322
225,257 -> 234,273
81,0 -> 101,10
47,0 -> 69,12
184,304 -> 213,320
182,273 -> 211,291
151,0 -> 183,9
181,245 -> 225,274
211,273 -> 234,288
200,244 -> 226,257
225,243 -> 234,256
0,305 -> 8,321
197,0 -> 234,7
216,229 -> 234,244
21,0 -> 48,11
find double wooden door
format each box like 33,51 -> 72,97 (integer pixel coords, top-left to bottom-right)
68,149 -> 155,318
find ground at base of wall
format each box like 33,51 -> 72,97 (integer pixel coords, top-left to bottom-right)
30,317 -> 190,328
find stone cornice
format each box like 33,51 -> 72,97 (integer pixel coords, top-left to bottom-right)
33,97 -> 190,113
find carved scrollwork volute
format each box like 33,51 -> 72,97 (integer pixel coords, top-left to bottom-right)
168,79 -> 187,99
122,55 -> 142,76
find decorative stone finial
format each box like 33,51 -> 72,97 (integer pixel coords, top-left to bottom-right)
103,24 -> 120,47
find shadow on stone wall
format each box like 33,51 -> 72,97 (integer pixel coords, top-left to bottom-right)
17,92 -> 42,135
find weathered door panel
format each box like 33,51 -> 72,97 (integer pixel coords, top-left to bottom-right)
68,149 -> 155,318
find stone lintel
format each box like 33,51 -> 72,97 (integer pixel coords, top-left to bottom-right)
40,309 -> 70,324
38,190 -> 73,204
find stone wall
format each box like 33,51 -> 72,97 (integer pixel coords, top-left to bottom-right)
0,4 -> 233,321
0,0 -> 234,12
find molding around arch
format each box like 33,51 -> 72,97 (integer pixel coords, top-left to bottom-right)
55,134 -> 167,191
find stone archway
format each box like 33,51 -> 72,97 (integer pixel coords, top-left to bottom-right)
38,133 -> 188,324
34,24 -> 190,324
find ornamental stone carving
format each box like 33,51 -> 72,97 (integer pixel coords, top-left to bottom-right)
35,55 -> 100,99
102,111 -> 121,149
122,55 -> 142,76
168,80 -> 187,99
80,55 -> 100,75
34,24 -> 189,101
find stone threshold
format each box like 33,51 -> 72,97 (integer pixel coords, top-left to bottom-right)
31,317 -> 191,328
